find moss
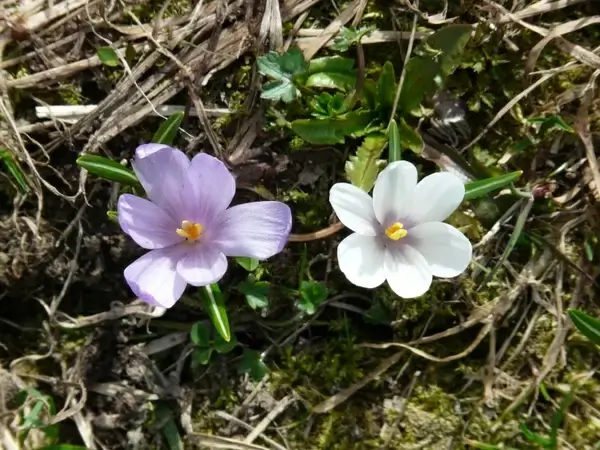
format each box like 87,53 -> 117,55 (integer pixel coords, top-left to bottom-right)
58,83 -> 83,105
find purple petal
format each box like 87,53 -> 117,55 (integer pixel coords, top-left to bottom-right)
176,244 -> 228,286
136,143 -> 172,159
184,153 -> 236,225
213,201 -> 292,259
132,146 -> 190,220
124,246 -> 189,308
118,194 -> 183,249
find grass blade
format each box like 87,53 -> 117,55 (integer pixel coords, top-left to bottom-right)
464,171 -> 523,201
478,197 -> 533,290
0,148 -> 29,193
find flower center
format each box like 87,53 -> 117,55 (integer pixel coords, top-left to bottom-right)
176,220 -> 203,241
385,222 -> 408,241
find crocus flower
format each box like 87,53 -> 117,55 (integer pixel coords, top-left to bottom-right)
329,161 -> 472,298
118,144 -> 292,308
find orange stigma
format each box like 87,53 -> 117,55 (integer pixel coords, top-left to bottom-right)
176,220 -> 203,241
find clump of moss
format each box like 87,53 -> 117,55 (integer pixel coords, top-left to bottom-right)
58,83 -> 83,105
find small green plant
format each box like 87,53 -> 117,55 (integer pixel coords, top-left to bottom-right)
519,389 -> 575,449
189,322 -> 238,367
15,388 -> 88,449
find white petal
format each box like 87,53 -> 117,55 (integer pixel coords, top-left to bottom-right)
329,183 -> 378,236
407,222 -> 472,278
337,233 -> 386,288
384,246 -> 432,298
404,172 -> 465,225
373,161 -> 418,225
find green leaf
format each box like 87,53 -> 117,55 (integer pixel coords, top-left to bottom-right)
191,347 -> 213,366
125,42 -> 137,66
152,111 -> 184,145
257,47 -> 307,103
306,73 -> 356,91
387,120 -> 401,162
478,198 -> 533,290
237,349 -> 268,381
331,25 -> 375,51
549,389 -> 575,447
107,210 -> 118,223
376,61 -> 396,117
298,281 -> 328,315
345,133 -> 388,192
190,322 -> 210,347
362,79 -> 377,110
365,301 -> 390,325
396,117 -> 423,155
97,46 -> 120,67
528,115 -> 574,135
464,171 -> 523,201
305,56 -> 356,91
291,111 -> 374,145
398,24 -> 472,114
0,148 -> 29,193
76,155 -> 140,186
155,404 -> 183,450
199,284 -> 231,342
214,332 -> 238,354
235,257 -> 259,271
238,280 -> 270,310
568,309 -> 600,346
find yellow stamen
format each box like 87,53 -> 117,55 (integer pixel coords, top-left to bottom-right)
385,222 -> 408,241
176,220 -> 203,241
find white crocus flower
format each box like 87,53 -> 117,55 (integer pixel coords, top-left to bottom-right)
329,161 -> 472,298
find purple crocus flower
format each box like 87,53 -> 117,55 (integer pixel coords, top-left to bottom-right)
118,144 -> 292,308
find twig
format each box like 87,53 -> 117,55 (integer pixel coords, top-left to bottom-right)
243,395 -> 296,444
35,104 -> 230,120
287,222 -> 344,242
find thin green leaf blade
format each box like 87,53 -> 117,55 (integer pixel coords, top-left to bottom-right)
464,171 -> 523,201
519,423 -> 551,447
387,120 -> 401,162
199,284 -> 230,342
155,404 -> 183,450
76,155 -> 140,186
0,148 -> 29,193
152,111 -> 185,145
478,197 -> 533,290
568,309 -> 600,346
